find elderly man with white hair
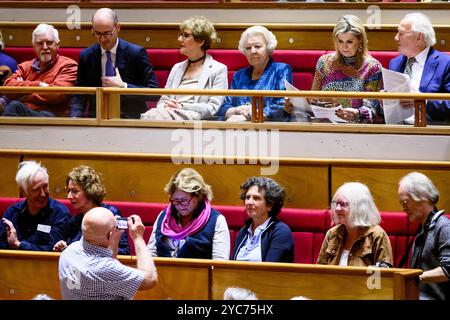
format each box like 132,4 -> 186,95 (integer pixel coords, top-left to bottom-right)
398,172 -> 450,300
1,23 -> 78,117
0,161 -> 71,251
389,12 -> 450,124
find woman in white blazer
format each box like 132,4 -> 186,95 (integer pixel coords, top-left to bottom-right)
141,16 -> 228,120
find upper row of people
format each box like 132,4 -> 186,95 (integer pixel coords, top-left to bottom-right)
1,161 -> 449,299
0,8 -> 449,123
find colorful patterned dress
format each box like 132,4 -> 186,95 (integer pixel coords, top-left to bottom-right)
311,52 -> 383,123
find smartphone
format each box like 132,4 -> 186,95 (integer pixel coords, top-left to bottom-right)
116,217 -> 128,230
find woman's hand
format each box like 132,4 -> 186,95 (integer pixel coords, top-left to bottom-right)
335,108 -> 359,122
284,98 -> 294,114
165,99 -> 182,109
309,98 -> 339,108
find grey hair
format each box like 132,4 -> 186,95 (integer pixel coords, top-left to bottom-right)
15,160 -> 49,194
92,8 -> 119,25
332,182 -> 380,228
238,25 -> 277,55
223,287 -> 258,300
399,172 -> 439,204
403,12 -> 436,47
32,24 -> 59,44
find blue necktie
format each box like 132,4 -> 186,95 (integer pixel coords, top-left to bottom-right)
105,51 -> 116,76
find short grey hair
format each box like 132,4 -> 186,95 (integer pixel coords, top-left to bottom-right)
15,161 -> 49,194
399,172 -> 439,204
403,12 -> 436,47
332,182 -> 380,228
92,8 -> 119,25
32,24 -> 59,44
238,25 -> 277,55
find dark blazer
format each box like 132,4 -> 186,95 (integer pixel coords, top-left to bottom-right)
232,217 -> 294,263
389,47 -> 450,122
70,38 -> 159,119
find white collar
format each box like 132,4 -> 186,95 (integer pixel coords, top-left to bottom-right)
101,39 -> 119,55
413,46 -> 430,68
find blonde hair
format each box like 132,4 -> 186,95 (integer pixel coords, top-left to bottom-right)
180,16 -> 217,51
66,165 -> 106,206
164,168 -> 213,202
332,182 -> 380,228
333,15 -> 368,69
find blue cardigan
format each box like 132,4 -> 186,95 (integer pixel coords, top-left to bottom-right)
217,58 -> 293,121
232,217 -> 294,263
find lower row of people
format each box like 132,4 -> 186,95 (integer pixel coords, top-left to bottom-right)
1,161 -> 449,299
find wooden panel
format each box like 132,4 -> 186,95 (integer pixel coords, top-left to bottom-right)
1,23 -> 449,51
130,262 -> 209,300
21,156 -> 329,208
0,253 -> 62,300
0,155 -> 20,197
0,251 -> 210,300
210,261 -> 419,300
0,250 -> 420,301
332,167 -> 450,212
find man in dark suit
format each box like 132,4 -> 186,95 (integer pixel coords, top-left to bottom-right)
70,8 -> 158,119
389,12 -> 450,124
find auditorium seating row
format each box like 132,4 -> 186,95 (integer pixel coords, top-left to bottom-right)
1,196 -> 437,267
3,47 -> 403,90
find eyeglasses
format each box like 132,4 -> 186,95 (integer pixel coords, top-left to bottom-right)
170,196 -> 193,208
331,201 -> 350,209
92,27 -> 117,39
178,32 -> 193,40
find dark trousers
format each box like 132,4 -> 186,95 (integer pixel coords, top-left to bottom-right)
1,100 -> 55,117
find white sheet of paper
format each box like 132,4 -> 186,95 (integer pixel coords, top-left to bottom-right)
284,79 -> 312,113
311,105 -> 348,123
381,67 -> 414,124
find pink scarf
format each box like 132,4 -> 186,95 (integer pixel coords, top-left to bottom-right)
161,200 -> 211,241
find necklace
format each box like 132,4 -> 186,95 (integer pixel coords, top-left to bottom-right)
189,55 -> 206,63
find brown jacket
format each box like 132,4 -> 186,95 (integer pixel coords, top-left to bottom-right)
317,224 -> 393,267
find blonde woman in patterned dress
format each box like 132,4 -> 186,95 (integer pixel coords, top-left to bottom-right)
308,15 -> 383,123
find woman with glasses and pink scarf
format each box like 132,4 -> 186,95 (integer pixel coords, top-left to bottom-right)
147,168 -> 230,260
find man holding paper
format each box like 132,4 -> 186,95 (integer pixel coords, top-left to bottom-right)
389,12 -> 450,124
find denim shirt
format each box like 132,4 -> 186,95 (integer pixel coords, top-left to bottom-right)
0,197 -> 70,251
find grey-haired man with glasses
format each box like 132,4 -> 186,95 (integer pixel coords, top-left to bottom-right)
70,8 -> 159,119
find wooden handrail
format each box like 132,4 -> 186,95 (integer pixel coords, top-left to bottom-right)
1,86 -> 449,128
1,149 -> 449,168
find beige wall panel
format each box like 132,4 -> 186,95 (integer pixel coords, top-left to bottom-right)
132,265 -> 209,300
0,155 -> 20,197
332,167 -> 450,212
0,255 -> 61,300
21,156 -> 329,208
212,268 -> 394,300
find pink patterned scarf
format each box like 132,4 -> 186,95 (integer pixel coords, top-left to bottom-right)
161,200 -> 211,241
